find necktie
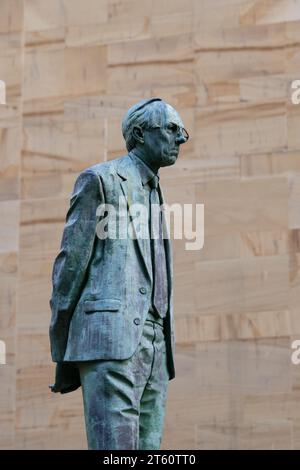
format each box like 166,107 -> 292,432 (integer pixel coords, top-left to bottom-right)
148,175 -> 168,318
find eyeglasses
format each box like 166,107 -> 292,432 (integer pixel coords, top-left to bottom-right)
144,123 -> 189,142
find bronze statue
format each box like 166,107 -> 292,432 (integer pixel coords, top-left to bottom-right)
49,98 -> 188,449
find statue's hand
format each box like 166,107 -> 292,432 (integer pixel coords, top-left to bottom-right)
49,361 -> 81,394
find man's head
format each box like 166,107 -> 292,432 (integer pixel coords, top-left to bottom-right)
122,98 -> 188,172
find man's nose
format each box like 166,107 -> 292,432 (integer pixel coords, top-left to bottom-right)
175,133 -> 187,145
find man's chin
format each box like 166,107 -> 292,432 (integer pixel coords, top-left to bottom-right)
161,154 -> 178,166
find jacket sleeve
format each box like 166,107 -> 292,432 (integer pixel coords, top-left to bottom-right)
49,169 -> 103,362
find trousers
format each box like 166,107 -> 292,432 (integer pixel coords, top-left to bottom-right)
77,313 -> 169,450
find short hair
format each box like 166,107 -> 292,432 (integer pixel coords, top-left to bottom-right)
122,98 -> 167,152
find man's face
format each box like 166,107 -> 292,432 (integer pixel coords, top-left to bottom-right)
142,104 -> 188,168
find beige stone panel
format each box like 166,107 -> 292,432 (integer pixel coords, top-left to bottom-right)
108,33 -> 194,66
24,0 -> 65,32
0,0 -> 21,444
161,177 -> 196,205
240,0 -> 300,25
24,28 -> 65,50
200,232 -> 256,261
20,197 -> 69,253
21,172 -> 81,201
65,18 -> 150,48
240,75 -> 289,102
220,309 -> 291,340
18,250 -> 55,329
175,313 -> 221,343
286,19 -> 300,41
166,393 -> 230,448
286,49 -> 300,82
195,48 -> 285,83
244,393 -> 294,422
197,420 -> 292,450
195,102 -> 286,159
0,126 -> 20,201
163,423 -> 197,450
0,201 -> 19,253
194,339 -> 291,395
174,259 -> 197,319
288,173 -> 300,229
289,304 -> 300,337
175,309 -> 291,343
150,85 -> 197,110
106,116 -> 125,155
193,0 -> 242,46
108,0 -> 193,19
162,156 -> 240,184
0,364 -> 15,449
0,46 -> 22,105
287,102 -> 300,150
165,338 -> 292,448
0,104 -> 22,127
0,252 -> 17,332
21,118 -> 106,199
167,377 -> 231,423
63,0 -> 108,27
197,230 -> 289,262
292,420 -> 300,449
0,0 -> 299,451
23,45 -> 107,106
15,364 -> 85,449
65,46 -> 107,97
107,62 -> 195,95
194,255 -> 289,316
196,177 -> 288,237
173,237 -> 200,266
240,151 -> 300,177
64,94 -> 139,120
0,0 -> 23,34
198,80 -> 240,106
17,330 -> 52,370
194,19 -> 287,50
23,47 -> 65,103
292,357 -> 300,394
0,35 -> 22,55
149,12 -> 194,39
0,251 -> 17,449
107,0 -> 195,40
289,244 -> 300,336
22,97 -> 65,119
289,232 -> 300,367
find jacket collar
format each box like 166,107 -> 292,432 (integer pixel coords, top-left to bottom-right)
128,151 -> 159,187
116,152 -> 159,185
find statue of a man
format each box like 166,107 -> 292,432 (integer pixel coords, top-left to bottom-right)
49,98 -> 188,450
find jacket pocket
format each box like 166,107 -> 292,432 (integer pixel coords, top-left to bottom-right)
83,298 -> 121,314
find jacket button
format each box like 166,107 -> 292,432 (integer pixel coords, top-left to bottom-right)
139,287 -> 147,294
134,318 -> 141,325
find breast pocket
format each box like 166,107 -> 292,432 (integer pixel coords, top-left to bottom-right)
83,298 -> 121,314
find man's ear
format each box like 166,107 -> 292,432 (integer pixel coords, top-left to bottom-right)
132,126 -> 144,144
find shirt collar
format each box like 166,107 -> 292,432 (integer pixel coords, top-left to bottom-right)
129,151 -> 159,186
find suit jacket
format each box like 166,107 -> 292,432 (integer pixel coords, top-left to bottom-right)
49,154 -> 176,393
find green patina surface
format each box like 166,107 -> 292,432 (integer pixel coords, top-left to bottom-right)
49,98 -> 188,449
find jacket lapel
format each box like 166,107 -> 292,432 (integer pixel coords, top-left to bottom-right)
158,184 -> 173,300
117,156 -> 152,282
116,155 -> 173,303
